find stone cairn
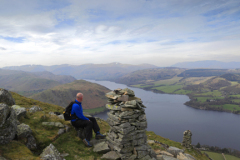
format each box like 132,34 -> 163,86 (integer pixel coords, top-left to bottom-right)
105,88 -> 156,160
182,130 -> 192,149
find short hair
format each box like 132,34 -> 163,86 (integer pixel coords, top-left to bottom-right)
76,93 -> 83,99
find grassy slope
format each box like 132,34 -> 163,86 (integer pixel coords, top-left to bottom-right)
202,151 -> 240,160
0,92 -> 208,160
30,80 -> 110,109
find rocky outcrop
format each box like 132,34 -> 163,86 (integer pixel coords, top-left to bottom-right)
0,103 -> 17,144
0,89 -> 15,106
104,88 -> 156,160
40,143 -> 65,160
182,130 -> 192,149
17,123 -> 37,150
12,105 -> 26,119
42,122 -> 65,128
29,106 -> 42,113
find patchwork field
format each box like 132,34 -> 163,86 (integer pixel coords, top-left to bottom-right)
130,75 -> 240,114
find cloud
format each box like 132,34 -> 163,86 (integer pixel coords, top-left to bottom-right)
0,47 -> 6,50
0,0 -> 240,67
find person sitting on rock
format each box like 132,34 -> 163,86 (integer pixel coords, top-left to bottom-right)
71,93 -> 106,147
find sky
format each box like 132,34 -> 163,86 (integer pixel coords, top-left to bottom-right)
0,0 -> 239,67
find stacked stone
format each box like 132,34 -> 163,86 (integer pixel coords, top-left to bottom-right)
105,88 -> 156,160
182,130 -> 192,149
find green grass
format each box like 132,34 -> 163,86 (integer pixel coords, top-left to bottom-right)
229,95 -> 240,98
212,104 -> 240,111
232,99 -> 240,103
225,154 -> 240,160
196,97 -> 209,102
153,85 -> 183,93
174,89 -> 192,95
195,90 -> 222,97
202,151 -> 240,160
153,77 -> 182,86
202,151 -> 225,160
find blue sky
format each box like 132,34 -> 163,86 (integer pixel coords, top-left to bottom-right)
0,0 -> 239,67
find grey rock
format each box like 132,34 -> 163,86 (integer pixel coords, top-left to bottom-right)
101,151 -> 121,160
65,125 -> 70,132
58,129 -> 65,135
106,104 -> 122,110
0,104 -> 17,144
40,143 -> 65,160
0,89 -> 15,106
58,114 -> 64,119
29,106 -> 42,113
93,141 -> 111,153
90,139 -> 106,146
17,123 -> 37,150
26,135 -> 37,150
167,146 -> 184,158
60,153 -> 69,157
184,154 -> 196,160
0,156 -> 7,160
139,155 -> 152,160
12,105 -> 26,120
162,155 -> 179,160
17,123 -> 32,138
42,122 -> 64,128
0,103 -> 10,127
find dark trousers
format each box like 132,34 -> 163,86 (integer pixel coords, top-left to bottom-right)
72,117 -> 100,141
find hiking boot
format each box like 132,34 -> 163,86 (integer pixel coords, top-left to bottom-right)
83,139 -> 92,147
95,133 -> 106,139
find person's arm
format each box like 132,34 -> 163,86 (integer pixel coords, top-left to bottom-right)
72,103 -> 89,120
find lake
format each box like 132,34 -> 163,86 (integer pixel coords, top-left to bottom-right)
86,79 -> 240,150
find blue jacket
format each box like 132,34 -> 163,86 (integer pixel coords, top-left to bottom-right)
71,99 -> 89,122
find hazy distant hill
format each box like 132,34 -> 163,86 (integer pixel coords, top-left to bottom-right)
30,80 -> 110,109
3,63 -> 158,80
115,68 -> 185,85
172,60 -> 240,69
0,69 -> 76,96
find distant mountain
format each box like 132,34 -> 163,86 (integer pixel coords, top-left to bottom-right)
172,60 -> 240,69
3,63 -> 158,80
115,68 -> 185,85
30,80 -> 110,109
0,69 -> 76,96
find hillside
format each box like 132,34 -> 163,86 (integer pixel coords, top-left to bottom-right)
0,90 -> 210,160
172,60 -> 240,69
30,80 -> 110,109
0,69 -> 76,97
115,68 -> 185,85
3,63 -> 158,80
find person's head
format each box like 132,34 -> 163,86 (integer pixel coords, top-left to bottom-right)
76,93 -> 83,102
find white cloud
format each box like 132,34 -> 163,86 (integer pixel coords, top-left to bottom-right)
0,0 -> 239,67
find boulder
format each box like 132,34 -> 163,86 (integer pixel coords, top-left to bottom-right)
177,153 -> 188,160
184,154 -> 196,160
0,156 -> 7,160
147,140 -> 155,144
58,114 -> 64,119
17,123 -> 37,150
167,146 -> 184,157
40,143 -> 65,160
159,151 -> 174,157
17,123 -> 32,138
42,122 -> 64,128
0,104 -> 17,144
162,155 -> 179,160
58,129 -> 65,136
12,105 -> 26,120
93,141 -> 111,153
0,89 -> 15,106
101,151 -> 121,160
29,106 -> 42,113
